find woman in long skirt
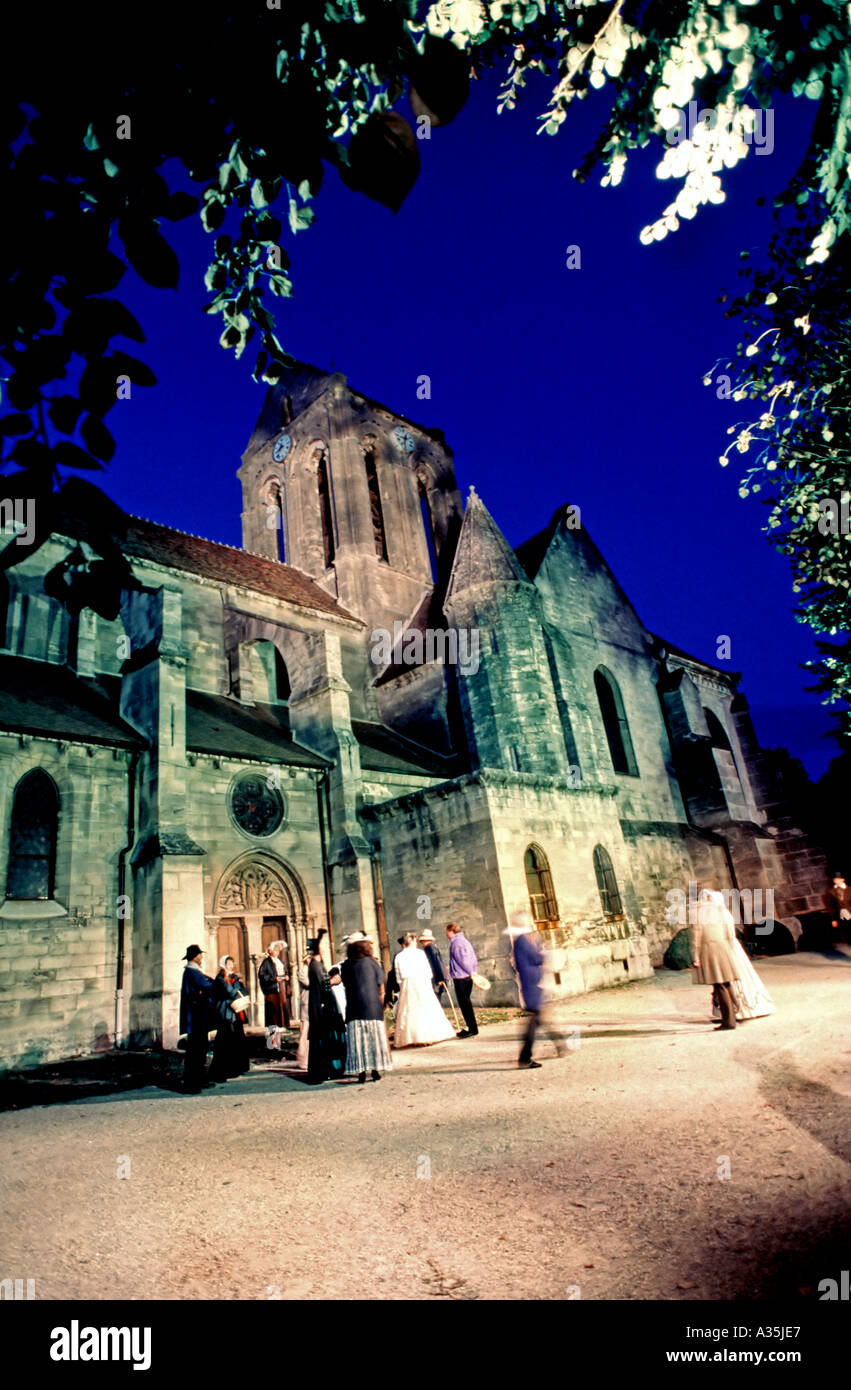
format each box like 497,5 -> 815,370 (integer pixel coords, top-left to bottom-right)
394,933 -> 456,1047
209,955 -> 250,1081
715,935 -> 776,1021
340,939 -> 392,1083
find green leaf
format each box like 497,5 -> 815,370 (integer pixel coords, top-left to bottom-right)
52,441 -> 103,471
0,413 -> 33,437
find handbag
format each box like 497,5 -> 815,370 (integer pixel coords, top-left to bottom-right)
471,972 -> 491,991
230,993 -> 250,1013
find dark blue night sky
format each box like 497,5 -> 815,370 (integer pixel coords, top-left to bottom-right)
101,70 -> 835,777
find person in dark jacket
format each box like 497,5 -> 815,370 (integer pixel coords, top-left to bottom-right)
341,939 -> 392,1083
418,928 -> 448,996
179,944 -> 214,1094
209,955 -> 250,1081
510,913 -> 567,1069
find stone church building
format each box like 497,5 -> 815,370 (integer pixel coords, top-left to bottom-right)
0,364 -> 827,1068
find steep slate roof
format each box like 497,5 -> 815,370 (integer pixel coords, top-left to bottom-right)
515,503 -> 643,617
186,690 -> 328,768
0,656 -> 143,748
353,719 -> 462,778
54,509 -> 360,624
244,361 -> 448,459
446,487 -> 530,599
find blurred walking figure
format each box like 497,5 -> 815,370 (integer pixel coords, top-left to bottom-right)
180,945 -> 213,1094
690,889 -> 739,1030
446,923 -> 479,1038
829,872 -> 851,944
418,928 -> 448,997
209,954 -> 250,1081
258,940 -> 291,1034
509,911 -> 567,1068
341,938 -> 392,1083
295,952 -> 311,1070
394,933 -> 455,1047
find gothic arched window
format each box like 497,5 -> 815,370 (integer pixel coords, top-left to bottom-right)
594,667 -> 638,776
593,845 -> 623,919
524,844 -> 559,927
6,769 -> 59,901
364,448 -> 388,562
316,449 -> 335,569
418,479 -> 439,583
265,482 -> 286,563
704,708 -> 732,751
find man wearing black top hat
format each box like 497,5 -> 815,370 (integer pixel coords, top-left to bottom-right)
180,945 -> 213,1094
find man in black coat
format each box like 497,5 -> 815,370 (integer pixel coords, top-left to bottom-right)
179,945 -> 213,1094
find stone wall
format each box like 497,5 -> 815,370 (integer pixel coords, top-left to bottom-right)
0,736 -> 131,1070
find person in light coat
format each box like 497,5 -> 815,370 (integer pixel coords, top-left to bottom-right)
690,889 -> 739,1030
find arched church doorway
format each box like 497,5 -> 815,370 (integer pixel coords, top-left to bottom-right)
211,854 -> 313,1026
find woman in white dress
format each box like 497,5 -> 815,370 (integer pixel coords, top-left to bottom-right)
701,890 -> 777,1021
393,933 -> 456,1047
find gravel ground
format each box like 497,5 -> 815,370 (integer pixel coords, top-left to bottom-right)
2,952 -> 850,1302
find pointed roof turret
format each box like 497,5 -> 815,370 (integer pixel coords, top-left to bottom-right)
445,487 -> 530,602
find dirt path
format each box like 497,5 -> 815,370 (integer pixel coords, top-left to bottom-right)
2,954 -> 850,1301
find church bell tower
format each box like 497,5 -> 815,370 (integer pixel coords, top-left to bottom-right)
238,364 -> 463,639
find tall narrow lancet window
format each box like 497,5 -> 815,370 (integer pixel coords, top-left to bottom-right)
594,667 -> 638,776
316,449 -> 335,568
419,480 -> 439,584
6,769 -> 59,901
364,448 -> 388,562
266,483 -> 286,563
593,845 -> 624,919
524,844 -> 559,927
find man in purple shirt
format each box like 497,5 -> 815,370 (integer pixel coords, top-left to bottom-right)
446,923 -> 479,1038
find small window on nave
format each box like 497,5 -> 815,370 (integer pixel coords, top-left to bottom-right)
6,769 -> 59,901
593,845 -> 624,920
524,844 -> 559,927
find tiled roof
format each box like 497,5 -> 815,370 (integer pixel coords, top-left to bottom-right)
54,509 -> 360,623
186,689 -> 328,768
0,656 -> 143,749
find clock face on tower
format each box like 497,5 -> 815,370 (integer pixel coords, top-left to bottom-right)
273,432 -> 292,463
229,772 -> 286,838
393,425 -> 415,454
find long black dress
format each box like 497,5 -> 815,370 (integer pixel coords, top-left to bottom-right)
209,971 -> 250,1080
180,965 -> 213,1093
306,956 -> 347,1083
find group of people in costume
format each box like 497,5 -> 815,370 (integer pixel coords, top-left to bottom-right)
179,948 -> 250,1094
179,886 -> 780,1090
